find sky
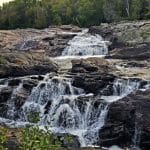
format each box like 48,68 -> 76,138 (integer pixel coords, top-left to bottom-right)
0,0 -> 12,6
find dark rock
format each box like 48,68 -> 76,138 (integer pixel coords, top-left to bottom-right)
0,87 -> 12,116
30,75 -> 44,81
0,87 -> 12,103
71,58 -> 116,94
5,138 -> 20,150
106,43 -> 150,60
8,79 -> 21,86
22,79 -> 38,92
0,53 -> 58,78
98,89 -> 150,149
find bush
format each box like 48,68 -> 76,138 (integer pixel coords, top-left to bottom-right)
27,111 -> 40,123
0,127 -> 8,150
20,127 -> 61,150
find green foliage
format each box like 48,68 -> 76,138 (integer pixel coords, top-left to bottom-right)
20,127 -> 61,150
0,0 -> 149,29
0,127 -> 8,150
64,134 -> 73,144
27,111 -> 40,123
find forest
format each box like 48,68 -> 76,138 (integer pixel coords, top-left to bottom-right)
0,0 -> 149,29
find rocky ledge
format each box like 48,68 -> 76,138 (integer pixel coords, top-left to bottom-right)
0,25 -> 81,57
0,52 -> 58,78
0,25 -> 81,78
0,21 -> 150,150
70,58 -> 116,94
89,20 -> 150,60
99,89 -> 150,150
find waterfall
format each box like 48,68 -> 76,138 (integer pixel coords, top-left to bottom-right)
132,110 -> 143,149
101,78 -> 140,103
62,30 -> 109,56
16,76 -> 109,146
0,76 -> 144,147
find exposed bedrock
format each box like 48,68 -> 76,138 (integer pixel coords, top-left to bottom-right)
89,20 -> 150,60
70,58 -> 116,94
0,53 -> 58,78
0,25 -> 81,57
99,89 -> 150,150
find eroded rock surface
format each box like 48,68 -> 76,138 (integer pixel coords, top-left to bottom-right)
99,89 -> 150,150
70,58 -> 116,94
0,52 -> 58,78
89,20 -> 150,60
0,25 -> 81,56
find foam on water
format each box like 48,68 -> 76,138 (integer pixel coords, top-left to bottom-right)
0,76 -> 143,147
62,30 -> 109,56
102,78 -> 140,103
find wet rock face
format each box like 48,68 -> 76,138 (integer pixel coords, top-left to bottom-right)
0,76 -> 41,118
99,89 -> 150,149
0,87 -> 13,116
71,58 -> 116,94
0,87 -> 13,103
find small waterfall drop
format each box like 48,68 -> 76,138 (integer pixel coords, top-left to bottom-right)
101,78 -> 140,103
132,111 -> 143,149
1,76 -> 144,147
62,30 -> 109,56
16,76 -> 109,146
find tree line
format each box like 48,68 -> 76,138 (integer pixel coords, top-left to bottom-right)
0,0 -> 149,29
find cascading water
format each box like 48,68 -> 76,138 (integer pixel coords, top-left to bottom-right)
0,30 -> 149,149
101,78 -> 140,103
132,112 -> 143,149
11,76 -> 109,146
0,76 -> 143,147
62,30 -> 109,56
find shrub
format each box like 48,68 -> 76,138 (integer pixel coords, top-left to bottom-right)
0,127 -> 8,150
20,127 -> 61,150
27,111 -> 40,123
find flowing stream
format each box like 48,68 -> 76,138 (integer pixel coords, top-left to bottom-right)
62,29 -> 109,56
0,30 -> 149,148
0,76 -> 141,147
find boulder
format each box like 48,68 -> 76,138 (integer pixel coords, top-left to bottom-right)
0,87 -> 13,116
8,79 -> 21,86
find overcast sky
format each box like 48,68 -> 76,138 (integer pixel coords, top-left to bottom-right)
0,0 -> 12,6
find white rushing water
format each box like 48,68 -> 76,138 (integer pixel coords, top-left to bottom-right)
102,78 -> 140,103
62,30 -> 109,56
0,76 -> 142,147
0,31 -> 148,148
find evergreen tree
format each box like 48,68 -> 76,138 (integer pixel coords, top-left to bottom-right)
0,0 -> 149,29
